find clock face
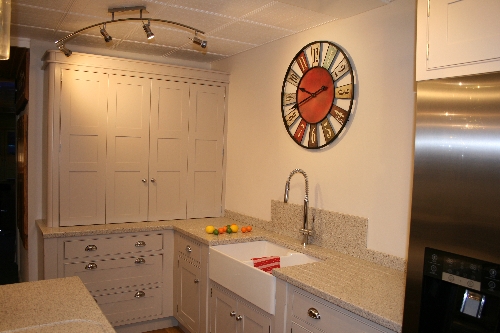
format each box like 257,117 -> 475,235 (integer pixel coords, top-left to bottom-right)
281,41 -> 354,149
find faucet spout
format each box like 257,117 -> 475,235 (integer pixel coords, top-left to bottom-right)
284,169 -> 312,246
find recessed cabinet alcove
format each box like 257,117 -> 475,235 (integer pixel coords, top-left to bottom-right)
43,51 -> 228,227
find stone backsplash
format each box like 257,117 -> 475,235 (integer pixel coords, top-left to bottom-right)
225,200 -> 406,272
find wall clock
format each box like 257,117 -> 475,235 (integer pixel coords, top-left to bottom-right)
281,41 -> 354,149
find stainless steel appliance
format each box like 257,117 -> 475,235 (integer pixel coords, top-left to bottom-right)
403,72 -> 500,332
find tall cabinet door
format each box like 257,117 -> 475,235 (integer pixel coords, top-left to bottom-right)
150,80 -> 189,220
107,75 -> 150,223
176,256 -> 201,333
59,69 -> 108,226
187,84 -> 226,218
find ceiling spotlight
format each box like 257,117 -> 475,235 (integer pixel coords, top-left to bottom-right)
58,45 -> 72,57
192,35 -> 207,48
100,24 -> 112,42
143,20 -> 154,39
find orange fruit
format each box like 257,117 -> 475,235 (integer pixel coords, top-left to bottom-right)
218,227 -> 225,234
246,226 -> 252,232
222,226 -> 227,232
241,227 -> 247,233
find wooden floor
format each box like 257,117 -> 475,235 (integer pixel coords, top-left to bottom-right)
144,327 -> 185,333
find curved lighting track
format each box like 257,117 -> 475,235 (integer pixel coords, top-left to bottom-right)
55,18 -> 205,45
54,5 -> 207,50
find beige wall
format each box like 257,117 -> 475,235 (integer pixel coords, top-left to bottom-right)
212,0 -> 416,259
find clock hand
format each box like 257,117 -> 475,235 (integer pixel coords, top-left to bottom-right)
299,87 -> 314,95
290,86 -> 327,110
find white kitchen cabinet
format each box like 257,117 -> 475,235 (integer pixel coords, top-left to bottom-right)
58,69 -> 108,226
106,74 -> 151,223
173,233 -> 210,333
211,282 -> 273,333
42,230 -> 174,327
44,51 -> 228,227
149,80 -> 190,221
187,84 -> 226,219
286,285 -> 395,333
416,0 -> 500,80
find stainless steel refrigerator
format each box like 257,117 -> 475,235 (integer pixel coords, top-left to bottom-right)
403,72 -> 500,332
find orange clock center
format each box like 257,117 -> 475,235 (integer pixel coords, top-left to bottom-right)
297,67 -> 335,124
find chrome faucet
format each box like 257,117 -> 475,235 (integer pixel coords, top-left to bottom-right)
284,169 -> 313,247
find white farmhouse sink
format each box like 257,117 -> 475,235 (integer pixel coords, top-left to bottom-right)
209,241 -> 321,314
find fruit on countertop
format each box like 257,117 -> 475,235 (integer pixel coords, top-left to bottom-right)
213,229 -> 219,235
205,225 -> 215,234
241,226 -> 252,233
229,224 -> 238,233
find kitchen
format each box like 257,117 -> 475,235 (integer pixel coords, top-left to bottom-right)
2,0 -> 500,332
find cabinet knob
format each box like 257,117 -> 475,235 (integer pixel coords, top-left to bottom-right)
230,311 -> 236,317
186,245 -> 192,253
85,263 -> 97,270
135,240 -> 146,247
85,245 -> 97,251
194,279 -> 199,283
308,308 -> 321,319
135,257 -> 146,264
134,291 -> 146,298
142,178 -> 147,183
236,315 -> 243,321
150,178 -> 156,183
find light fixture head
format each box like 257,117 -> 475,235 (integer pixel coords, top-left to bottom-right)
100,24 -> 112,42
192,35 -> 207,48
143,21 -> 154,39
58,45 -> 72,57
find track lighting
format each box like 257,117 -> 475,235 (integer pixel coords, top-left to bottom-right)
192,35 -> 207,48
100,24 -> 112,42
58,45 -> 72,57
142,20 -> 154,40
55,6 -> 207,54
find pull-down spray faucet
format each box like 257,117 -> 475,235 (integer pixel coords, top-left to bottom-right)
284,169 -> 313,247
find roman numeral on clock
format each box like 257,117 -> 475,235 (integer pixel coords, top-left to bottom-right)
286,69 -> 301,87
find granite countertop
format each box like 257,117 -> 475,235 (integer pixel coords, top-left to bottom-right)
0,276 -> 115,333
38,217 -> 405,332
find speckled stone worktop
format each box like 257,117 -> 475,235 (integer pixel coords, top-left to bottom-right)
0,276 -> 115,333
38,217 -> 405,332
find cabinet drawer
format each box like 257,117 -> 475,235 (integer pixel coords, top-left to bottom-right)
290,287 -> 390,333
64,254 -> 163,292
64,233 -> 163,259
176,234 -> 201,262
94,285 -> 163,326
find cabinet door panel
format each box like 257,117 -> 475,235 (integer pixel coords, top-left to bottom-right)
59,69 -> 107,226
239,301 -> 271,333
290,321 -> 315,333
210,286 -> 238,333
107,75 -> 150,223
149,80 -> 189,220
427,0 -> 500,69
177,256 -> 200,332
187,84 -> 226,218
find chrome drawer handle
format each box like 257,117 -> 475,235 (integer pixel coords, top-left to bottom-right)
186,245 -> 192,253
135,240 -> 146,247
135,257 -> 146,264
85,263 -> 97,270
308,308 -> 321,319
236,315 -> 243,321
142,178 -> 147,183
230,311 -> 236,317
135,291 -> 146,298
85,245 -> 97,251
194,279 -> 199,283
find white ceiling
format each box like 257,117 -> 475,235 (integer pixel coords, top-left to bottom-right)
11,0 -> 393,63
